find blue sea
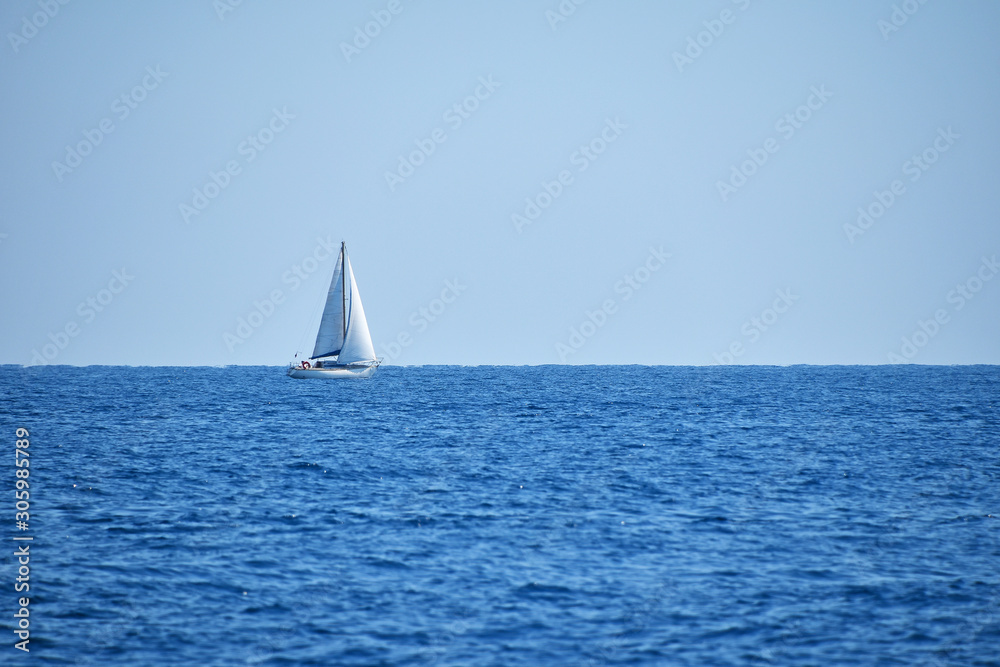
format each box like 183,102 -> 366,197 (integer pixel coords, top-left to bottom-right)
1,365 -> 998,665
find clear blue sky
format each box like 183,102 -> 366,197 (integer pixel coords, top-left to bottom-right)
2,1 -> 998,366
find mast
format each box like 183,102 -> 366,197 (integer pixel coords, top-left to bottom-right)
341,242 -> 347,344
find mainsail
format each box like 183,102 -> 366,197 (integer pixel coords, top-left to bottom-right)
311,249 -> 346,359
310,243 -> 376,364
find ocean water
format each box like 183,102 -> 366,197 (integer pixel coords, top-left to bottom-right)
1,365 -> 998,666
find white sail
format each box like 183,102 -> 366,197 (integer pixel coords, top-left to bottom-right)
311,248 -> 346,359
338,259 -> 377,364
290,241 -> 379,378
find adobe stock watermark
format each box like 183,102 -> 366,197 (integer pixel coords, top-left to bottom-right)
424,619 -> 473,665
878,0 -> 931,41
213,0 -> 243,21
717,85 -> 832,202
71,599 -> 141,664
672,0 -> 752,73
511,117 -> 627,233
925,592 -> 1000,666
545,0 -> 587,31
27,268 -> 135,365
844,126 -> 958,244
378,279 -> 467,363
340,0 -> 408,63
713,288 -> 800,364
224,236 -> 338,352
243,588 -> 337,663
7,0 -> 71,54
586,580 -> 676,666
384,76 -> 501,192
887,254 -> 997,363
52,65 -> 168,182
556,246 -> 670,362
179,107 -> 294,223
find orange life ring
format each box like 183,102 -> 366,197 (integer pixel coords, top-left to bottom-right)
301,361 -> 311,369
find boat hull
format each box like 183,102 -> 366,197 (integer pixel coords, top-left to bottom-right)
287,364 -> 378,379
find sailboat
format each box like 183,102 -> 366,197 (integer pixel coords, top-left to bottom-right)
287,242 -> 381,379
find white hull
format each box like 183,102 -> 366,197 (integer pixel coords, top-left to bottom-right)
287,364 -> 378,379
